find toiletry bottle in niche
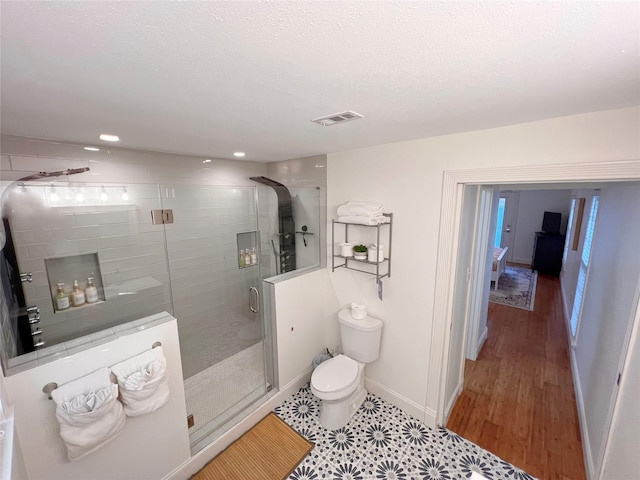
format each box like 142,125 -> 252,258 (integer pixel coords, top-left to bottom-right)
244,249 -> 251,266
239,249 -> 246,268
71,280 -> 86,307
54,283 -> 70,311
85,276 -> 99,304
250,247 -> 257,265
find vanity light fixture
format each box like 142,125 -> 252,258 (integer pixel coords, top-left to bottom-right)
100,186 -> 108,202
99,134 -> 120,142
84,146 -> 100,152
233,152 -> 245,158
121,186 -> 129,202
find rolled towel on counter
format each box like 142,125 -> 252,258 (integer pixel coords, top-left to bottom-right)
51,367 -> 126,462
110,346 -> 169,417
337,201 -> 384,217
337,215 -> 389,226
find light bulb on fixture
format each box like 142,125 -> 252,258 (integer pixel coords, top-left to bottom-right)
49,184 -> 59,203
100,186 -> 108,202
121,186 -> 129,202
76,191 -> 85,202
18,182 -> 26,192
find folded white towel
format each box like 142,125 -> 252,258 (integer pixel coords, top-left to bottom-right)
51,368 -> 126,462
337,201 -> 384,217
110,346 -> 170,417
338,215 -> 389,225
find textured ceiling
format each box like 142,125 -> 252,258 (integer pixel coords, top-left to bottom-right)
1,1 -> 638,162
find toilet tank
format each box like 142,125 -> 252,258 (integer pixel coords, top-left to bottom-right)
338,308 -> 383,363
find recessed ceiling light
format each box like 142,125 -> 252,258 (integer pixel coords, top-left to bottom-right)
233,152 -> 245,158
99,134 -> 120,142
84,146 -> 100,151
202,159 -> 212,164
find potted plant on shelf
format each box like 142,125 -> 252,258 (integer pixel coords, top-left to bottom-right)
353,244 -> 368,260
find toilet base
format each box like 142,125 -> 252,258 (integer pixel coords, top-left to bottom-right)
318,386 -> 367,430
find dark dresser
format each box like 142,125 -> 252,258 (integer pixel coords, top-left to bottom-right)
532,232 -> 565,275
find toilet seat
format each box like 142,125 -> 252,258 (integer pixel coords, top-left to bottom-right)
311,355 -> 359,400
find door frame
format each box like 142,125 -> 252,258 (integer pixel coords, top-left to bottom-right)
428,159 -> 640,477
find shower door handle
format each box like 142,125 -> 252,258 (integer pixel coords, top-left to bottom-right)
249,287 -> 259,313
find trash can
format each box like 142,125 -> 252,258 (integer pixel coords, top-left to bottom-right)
312,354 -> 331,369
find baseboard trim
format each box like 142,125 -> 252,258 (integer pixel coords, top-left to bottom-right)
512,257 -> 533,266
443,381 -> 464,425
365,377 -> 437,428
569,344 -> 595,480
164,369 -> 311,480
477,325 -> 488,356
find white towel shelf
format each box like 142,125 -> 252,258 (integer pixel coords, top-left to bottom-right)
331,213 -> 393,284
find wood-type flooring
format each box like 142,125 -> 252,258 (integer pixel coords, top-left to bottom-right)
447,272 -> 586,480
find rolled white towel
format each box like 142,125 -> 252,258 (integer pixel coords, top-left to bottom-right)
111,346 -> 170,417
337,201 -> 384,217
51,368 -> 125,462
338,215 -> 389,226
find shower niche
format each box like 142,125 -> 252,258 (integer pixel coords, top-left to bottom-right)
44,253 -> 106,312
237,231 -> 259,268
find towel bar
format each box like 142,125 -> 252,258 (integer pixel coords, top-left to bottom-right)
43,341 -> 163,399
43,382 -> 58,399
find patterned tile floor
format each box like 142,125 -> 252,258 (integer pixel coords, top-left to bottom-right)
275,384 -> 536,480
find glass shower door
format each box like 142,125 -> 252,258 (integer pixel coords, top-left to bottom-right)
160,185 -> 268,451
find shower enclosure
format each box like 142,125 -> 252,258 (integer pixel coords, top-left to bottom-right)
0,177 -> 321,452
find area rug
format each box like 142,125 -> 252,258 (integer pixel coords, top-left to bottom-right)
192,412 -> 313,480
490,266 -> 538,311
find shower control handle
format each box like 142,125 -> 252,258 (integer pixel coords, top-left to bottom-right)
20,272 -> 33,283
249,287 -> 259,313
28,315 -> 40,324
34,339 -> 46,348
31,328 -> 43,336
26,305 -> 40,314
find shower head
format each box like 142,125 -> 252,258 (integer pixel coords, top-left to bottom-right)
249,176 -> 286,188
17,167 -> 90,182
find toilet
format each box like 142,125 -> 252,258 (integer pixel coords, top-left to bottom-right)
311,308 -> 383,430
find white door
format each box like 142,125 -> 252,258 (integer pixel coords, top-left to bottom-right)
495,191 -> 519,262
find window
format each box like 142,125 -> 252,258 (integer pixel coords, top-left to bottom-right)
570,195 -> 599,339
494,197 -> 506,248
563,198 -> 577,264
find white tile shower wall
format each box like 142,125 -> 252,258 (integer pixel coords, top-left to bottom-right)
1,135 -> 268,187
161,185 -> 263,379
290,187 -> 321,269
4,183 -> 173,348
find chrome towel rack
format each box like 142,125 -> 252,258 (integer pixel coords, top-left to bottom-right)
42,341 -> 162,399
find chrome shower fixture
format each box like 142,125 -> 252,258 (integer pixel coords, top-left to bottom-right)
17,167 -> 90,182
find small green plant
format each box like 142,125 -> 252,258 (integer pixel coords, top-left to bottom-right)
353,244 -> 368,253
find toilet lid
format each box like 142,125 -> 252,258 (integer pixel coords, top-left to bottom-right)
312,355 -> 358,393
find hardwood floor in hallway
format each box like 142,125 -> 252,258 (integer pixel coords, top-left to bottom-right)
447,273 -> 586,480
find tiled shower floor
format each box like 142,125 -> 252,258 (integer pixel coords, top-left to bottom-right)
185,342 -> 265,448
275,384 -> 536,480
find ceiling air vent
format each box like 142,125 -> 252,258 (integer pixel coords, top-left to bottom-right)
311,110 -> 364,126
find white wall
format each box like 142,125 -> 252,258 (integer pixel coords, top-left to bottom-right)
510,189 -> 572,264
327,106 -> 640,425
271,268 -> 340,388
571,182 -> 640,477
601,297 -> 640,480
444,185 -> 478,418
2,314 -> 190,480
